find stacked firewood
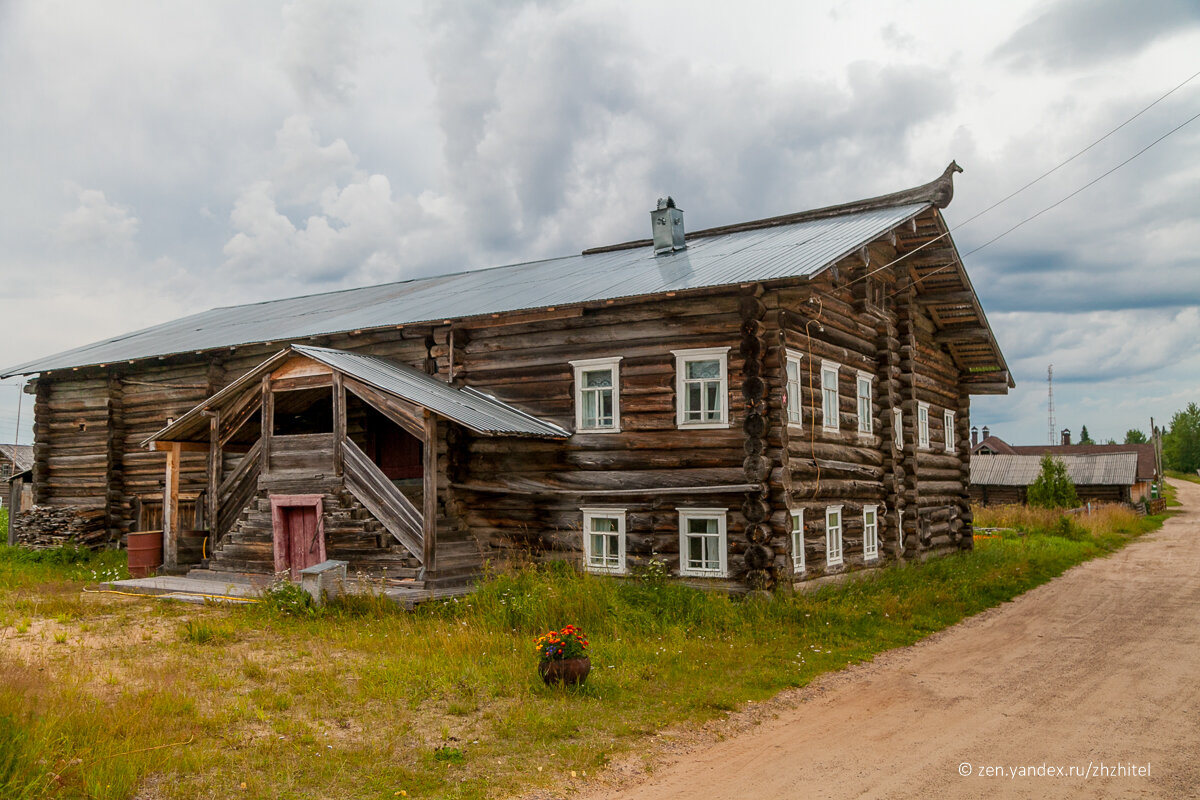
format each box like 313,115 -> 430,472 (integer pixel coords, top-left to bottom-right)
12,506 -> 110,549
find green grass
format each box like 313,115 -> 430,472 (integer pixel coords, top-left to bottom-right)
1166,469 -> 1200,485
0,504 -> 1172,800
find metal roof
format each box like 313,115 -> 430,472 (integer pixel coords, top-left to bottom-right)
145,345 -> 568,444
2,203 -> 928,377
970,453 -> 1140,487
0,444 -> 33,472
293,346 -> 568,438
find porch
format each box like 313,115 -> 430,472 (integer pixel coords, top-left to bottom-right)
142,345 -> 567,591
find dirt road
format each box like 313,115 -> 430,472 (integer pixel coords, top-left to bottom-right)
578,480 -> 1200,799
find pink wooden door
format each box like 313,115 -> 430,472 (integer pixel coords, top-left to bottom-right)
282,505 -> 322,580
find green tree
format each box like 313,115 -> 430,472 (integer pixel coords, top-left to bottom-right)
1078,425 -> 1094,445
1163,403 -> 1200,473
1026,454 -> 1079,509
1124,429 -> 1147,444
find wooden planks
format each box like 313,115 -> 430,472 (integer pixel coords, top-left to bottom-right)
342,437 -> 423,560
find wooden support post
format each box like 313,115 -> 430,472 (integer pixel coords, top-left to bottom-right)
332,372 -> 345,478
261,376 -> 274,475
162,442 -> 181,570
206,410 -> 221,534
422,410 -> 437,574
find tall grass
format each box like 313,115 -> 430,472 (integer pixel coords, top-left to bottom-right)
973,502 -> 1147,539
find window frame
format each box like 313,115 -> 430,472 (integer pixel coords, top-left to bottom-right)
790,508 -> 805,572
825,505 -> 844,567
672,347 -> 731,430
821,360 -> 841,432
677,507 -> 728,577
917,402 -> 931,449
785,350 -> 804,428
893,407 -> 903,450
863,504 -> 879,561
581,507 -> 627,574
944,410 -> 956,453
569,357 -> 622,433
856,370 -> 874,435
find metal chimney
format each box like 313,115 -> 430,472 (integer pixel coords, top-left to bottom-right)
651,196 -> 685,255
971,426 -> 979,448
1061,428 -> 1071,446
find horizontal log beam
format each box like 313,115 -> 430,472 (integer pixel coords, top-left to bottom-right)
933,327 -> 990,344
915,290 -> 975,306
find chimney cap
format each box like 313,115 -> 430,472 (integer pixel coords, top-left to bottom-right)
657,196 -> 677,210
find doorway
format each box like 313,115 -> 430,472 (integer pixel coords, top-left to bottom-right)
270,495 -> 326,580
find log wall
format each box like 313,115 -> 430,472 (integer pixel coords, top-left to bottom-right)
25,259 -> 977,589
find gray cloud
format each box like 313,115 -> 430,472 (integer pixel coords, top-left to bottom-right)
994,0 -> 1200,69
280,0 -> 367,105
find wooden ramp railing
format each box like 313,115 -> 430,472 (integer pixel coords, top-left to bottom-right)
342,437 -> 424,562
215,439 -> 262,543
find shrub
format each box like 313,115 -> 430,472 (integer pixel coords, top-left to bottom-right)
1027,454 -> 1079,509
258,576 -> 316,616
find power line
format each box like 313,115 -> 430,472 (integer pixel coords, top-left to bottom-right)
838,66 -> 1200,295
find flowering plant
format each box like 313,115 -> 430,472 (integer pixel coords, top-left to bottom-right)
534,625 -> 589,662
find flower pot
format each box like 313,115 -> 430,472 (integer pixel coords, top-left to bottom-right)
538,656 -> 591,686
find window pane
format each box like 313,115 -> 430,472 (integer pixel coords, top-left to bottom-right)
590,517 -> 618,533
590,533 -> 607,562
689,517 -> 717,535
687,383 -> 702,418
705,381 -> 721,419
584,369 -> 612,388
581,391 -> 596,427
687,359 -> 720,380
786,360 -> 799,382
688,535 -> 704,568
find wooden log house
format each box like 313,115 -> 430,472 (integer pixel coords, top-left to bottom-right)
1,164 -> 1012,591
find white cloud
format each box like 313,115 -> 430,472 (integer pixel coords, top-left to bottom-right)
280,0 -> 366,105
55,186 -> 139,255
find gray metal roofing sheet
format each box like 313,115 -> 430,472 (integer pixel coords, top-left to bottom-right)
293,346 -> 568,438
2,203 -> 927,377
970,453 -> 1139,487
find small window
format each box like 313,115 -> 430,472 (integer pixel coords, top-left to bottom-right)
785,352 -> 803,427
944,410 -> 956,453
826,506 -> 843,567
569,357 -> 622,433
856,372 -> 873,434
863,505 -> 879,561
673,348 -> 730,429
917,402 -> 930,449
893,408 -> 903,450
821,360 -> 840,431
791,509 -> 805,572
677,508 -> 728,577
581,508 -> 626,573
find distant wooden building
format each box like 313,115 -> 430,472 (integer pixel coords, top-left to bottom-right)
0,443 -> 32,486
2,164 -> 1012,592
971,433 -> 1159,504
970,452 -> 1144,506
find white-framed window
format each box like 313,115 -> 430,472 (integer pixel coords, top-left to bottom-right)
821,360 -> 840,431
785,351 -> 803,427
791,509 -> 805,572
569,357 -> 622,433
917,402 -> 930,449
673,348 -> 730,429
856,371 -> 873,435
825,505 -> 843,567
581,508 -> 626,573
944,410 -> 956,453
677,508 -> 728,577
863,505 -> 879,561
893,408 -> 903,450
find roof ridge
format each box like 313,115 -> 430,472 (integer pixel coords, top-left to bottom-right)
582,161 -> 961,255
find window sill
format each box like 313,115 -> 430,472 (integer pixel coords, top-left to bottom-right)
585,566 -> 626,575
677,421 -> 730,431
679,569 -> 728,579
574,427 -> 622,435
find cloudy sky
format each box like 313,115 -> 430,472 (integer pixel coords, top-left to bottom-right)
1,0 -> 1198,446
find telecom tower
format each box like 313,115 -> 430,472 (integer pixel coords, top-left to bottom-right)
1047,364 -> 1055,445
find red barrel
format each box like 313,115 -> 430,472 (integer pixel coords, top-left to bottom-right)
126,531 -> 163,578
